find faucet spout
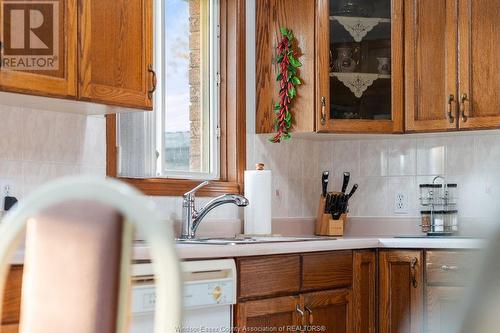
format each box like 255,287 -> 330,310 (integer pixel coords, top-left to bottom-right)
191,194 -> 249,235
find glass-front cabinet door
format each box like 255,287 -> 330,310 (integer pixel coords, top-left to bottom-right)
316,0 -> 403,133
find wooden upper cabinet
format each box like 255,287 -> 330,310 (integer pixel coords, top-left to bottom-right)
78,0 -> 154,110
405,0 -> 459,132
458,0 -> 500,129
0,0 -> 77,98
316,0 -> 404,133
379,250 -> 424,333
255,0 -> 316,133
235,296 -> 301,332
301,289 -> 353,332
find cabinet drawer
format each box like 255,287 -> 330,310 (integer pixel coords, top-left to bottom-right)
302,251 -> 353,291
426,251 -> 469,285
238,255 -> 300,299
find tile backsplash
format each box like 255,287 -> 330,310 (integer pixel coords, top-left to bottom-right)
0,105 -> 106,200
248,131 -> 500,220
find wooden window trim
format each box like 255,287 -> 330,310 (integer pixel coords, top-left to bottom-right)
106,0 -> 246,197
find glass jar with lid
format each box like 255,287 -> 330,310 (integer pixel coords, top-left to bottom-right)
419,184 -> 442,206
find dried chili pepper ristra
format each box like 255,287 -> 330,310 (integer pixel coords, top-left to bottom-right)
270,27 -> 302,143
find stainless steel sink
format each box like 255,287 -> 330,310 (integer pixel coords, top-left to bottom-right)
176,236 -> 336,245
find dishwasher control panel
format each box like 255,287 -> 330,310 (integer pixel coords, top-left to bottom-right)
131,259 -> 237,314
183,279 -> 234,308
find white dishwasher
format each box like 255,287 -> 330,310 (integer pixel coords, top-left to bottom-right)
130,259 -> 237,333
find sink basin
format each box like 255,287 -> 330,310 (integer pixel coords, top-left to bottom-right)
176,236 -> 336,245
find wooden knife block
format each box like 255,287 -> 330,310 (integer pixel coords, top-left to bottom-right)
315,194 -> 347,236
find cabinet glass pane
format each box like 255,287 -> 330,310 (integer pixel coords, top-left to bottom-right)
329,0 -> 391,120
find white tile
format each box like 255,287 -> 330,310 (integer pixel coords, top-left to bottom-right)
332,140 -> 360,177
416,137 -> 446,175
388,138 -> 417,176
22,162 -> 80,195
0,106 -> 23,161
359,140 -> 388,176
446,136 -> 475,175
81,116 -> 106,167
474,134 -> 500,172
348,177 -> 389,217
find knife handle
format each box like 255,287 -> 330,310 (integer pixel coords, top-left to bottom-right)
347,184 -> 358,199
341,172 -> 350,193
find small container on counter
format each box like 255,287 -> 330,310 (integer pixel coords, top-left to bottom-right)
419,184 -> 442,206
444,210 -> 459,232
443,184 -> 458,205
431,210 -> 445,233
420,210 -> 432,233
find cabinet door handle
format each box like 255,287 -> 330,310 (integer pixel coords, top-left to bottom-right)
148,64 -> 157,100
305,306 -> 313,325
410,257 -> 418,288
296,304 -> 305,332
447,94 -> 455,123
441,265 -> 459,272
320,96 -> 327,125
460,93 -> 468,122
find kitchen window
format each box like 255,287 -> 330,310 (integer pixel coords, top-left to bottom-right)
117,0 -> 219,180
106,0 -> 246,196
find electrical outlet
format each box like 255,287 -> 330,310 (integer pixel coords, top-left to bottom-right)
394,191 -> 408,214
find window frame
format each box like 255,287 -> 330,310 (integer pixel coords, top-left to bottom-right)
106,0 -> 246,197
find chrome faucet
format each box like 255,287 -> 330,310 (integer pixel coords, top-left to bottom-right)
180,181 -> 249,239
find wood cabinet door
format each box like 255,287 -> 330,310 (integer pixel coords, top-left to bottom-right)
426,286 -> 463,333
379,250 -> 424,333
353,250 -> 376,333
235,296 -> 301,332
316,0 -> 404,134
0,0 -> 77,98
301,289 -> 353,332
458,0 -> 500,129
404,0 -> 459,132
78,0 -> 153,109
255,0 -> 316,134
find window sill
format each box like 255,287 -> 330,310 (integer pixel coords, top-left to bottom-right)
118,177 -> 241,197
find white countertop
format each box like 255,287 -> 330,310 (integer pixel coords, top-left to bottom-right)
133,237 -> 486,260
8,237 -> 484,264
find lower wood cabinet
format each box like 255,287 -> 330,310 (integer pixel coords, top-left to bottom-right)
235,250 -> 372,333
426,286 -> 463,333
235,289 -> 353,332
353,250 -> 376,333
379,250 -> 424,333
235,296 -> 301,331
301,289 -> 352,332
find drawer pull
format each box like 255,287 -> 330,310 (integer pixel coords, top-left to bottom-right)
305,306 -> 313,325
441,265 -> 459,272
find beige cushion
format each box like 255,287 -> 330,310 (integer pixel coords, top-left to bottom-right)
20,201 -> 123,333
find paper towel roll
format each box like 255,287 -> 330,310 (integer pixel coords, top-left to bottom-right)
244,164 -> 272,235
